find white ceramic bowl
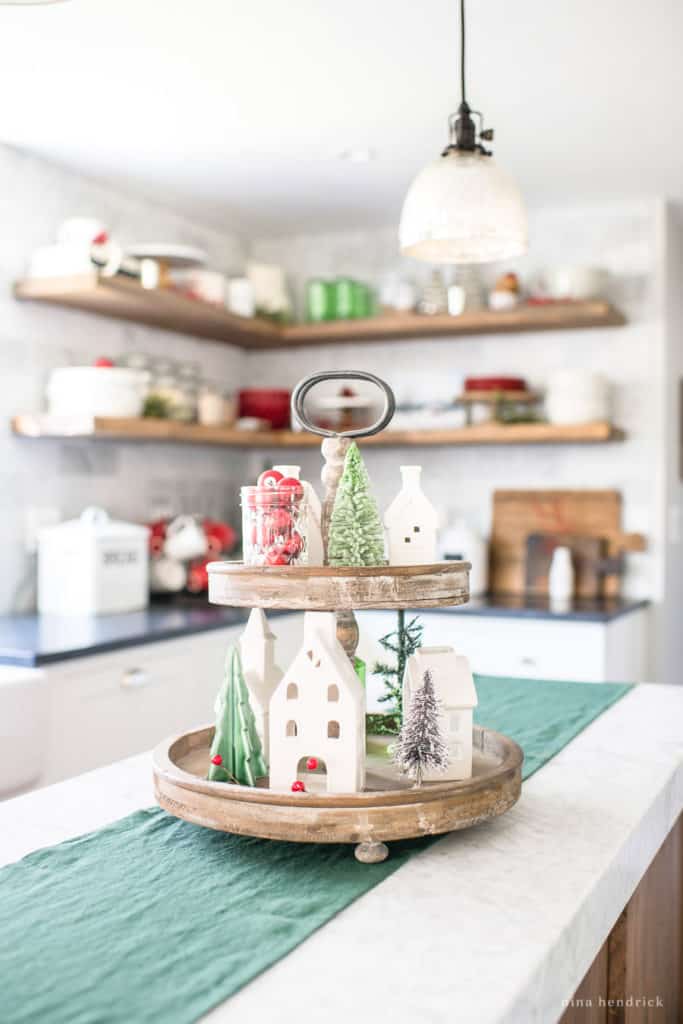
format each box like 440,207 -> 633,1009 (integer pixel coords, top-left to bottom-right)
47,366 -> 149,418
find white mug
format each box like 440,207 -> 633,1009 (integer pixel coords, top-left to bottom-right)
163,515 -> 207,562
536,266 -> 608,301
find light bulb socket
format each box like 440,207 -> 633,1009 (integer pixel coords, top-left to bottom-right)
443,102 -> 493,157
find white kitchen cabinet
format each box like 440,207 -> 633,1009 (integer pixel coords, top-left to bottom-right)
357,607 -> 649,695
38,613 -> 302,790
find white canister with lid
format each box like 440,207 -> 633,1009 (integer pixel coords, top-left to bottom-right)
38,506 -> 149,615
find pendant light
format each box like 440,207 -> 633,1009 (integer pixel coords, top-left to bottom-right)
399,0 -> 527,264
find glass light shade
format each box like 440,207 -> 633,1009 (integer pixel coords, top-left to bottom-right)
399,149 -> 527,264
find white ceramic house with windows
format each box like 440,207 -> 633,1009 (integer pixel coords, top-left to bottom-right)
403,646 -> 478,781
239,608 -> 283,760
384,465 -> 438,565
268,612 -> 366,793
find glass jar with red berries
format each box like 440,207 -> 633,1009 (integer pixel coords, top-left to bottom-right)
241,474 -> 307,567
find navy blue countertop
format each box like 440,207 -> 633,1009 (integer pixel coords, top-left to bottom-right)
0,605 -> 252,667
450,595 -> 650,624
0,596 -> 649,668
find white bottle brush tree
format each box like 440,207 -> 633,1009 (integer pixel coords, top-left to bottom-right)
327,441 -> 386,566
394,670 -> 449,786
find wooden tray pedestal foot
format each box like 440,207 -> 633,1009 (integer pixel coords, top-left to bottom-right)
354,841 -> 389,864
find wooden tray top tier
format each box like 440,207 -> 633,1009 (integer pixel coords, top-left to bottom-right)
207,560 -> 470,611
153,724 -> 522,845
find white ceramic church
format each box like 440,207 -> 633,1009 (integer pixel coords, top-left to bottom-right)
267,612 -> 366,793
239,608 -> 283,760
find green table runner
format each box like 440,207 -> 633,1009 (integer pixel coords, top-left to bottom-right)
0,676 -> 631,1024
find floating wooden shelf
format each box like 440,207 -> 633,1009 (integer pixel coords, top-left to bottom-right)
14,274 -> 626,349
11,414 -> 626,448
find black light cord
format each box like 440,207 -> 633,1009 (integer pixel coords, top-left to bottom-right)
460,0 -> 466,104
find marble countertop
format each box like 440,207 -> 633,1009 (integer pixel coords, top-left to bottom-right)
1,682 -> 681,1024
0,596 -> 649,668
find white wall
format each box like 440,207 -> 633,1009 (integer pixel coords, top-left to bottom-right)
0,145 -> 248,613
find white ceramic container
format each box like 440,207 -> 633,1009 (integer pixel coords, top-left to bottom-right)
545,370 -> 609,425
47,366 -> 149,418
537,266 -> 608,300
38,507 -> 149,615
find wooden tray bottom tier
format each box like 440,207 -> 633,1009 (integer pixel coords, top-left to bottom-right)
153,725 -> 523,851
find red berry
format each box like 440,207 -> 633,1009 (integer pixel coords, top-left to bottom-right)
211,754 -> 223,766
291,780 -> 305,792
306,757 -> 318,771
278,477 -> 304,499
92,230 -> 109,245
94,357 -> 114,368
265,549 -> 291,566
257,469 -> 284,489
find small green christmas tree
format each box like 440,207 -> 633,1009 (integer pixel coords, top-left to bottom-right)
327,442 -> 386,566
372,611 -> 423,724
208,645 -> 267,786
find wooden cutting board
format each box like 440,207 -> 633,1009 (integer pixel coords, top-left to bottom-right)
525,533 -> 608,599
491,490 -> 645,597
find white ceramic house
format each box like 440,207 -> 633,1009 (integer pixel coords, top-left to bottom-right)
384,465 -> 438,565
403,646 -> 478,781
273,464 -> 324,565
239,608 -> 283,760
268,612 -> 366,793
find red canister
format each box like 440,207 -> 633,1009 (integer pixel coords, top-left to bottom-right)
238,389 -> 291,429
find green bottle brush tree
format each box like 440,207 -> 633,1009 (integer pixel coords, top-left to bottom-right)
208,645 -> 267,786
367,611 -> 424,735
327,441 -> 386,567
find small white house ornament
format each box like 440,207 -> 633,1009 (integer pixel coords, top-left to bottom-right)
384,465 -> 438,565
239,608 -> 283,761
403,645 -> 478,781
268,612 -> 366,793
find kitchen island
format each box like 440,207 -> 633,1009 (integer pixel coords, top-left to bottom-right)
1,682 -> 680,1023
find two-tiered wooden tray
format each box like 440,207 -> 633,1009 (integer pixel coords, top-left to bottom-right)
153,372 -> 523,861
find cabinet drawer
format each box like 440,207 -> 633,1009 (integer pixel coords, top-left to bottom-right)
41,613 -> 304,787
357,611 -> 608,697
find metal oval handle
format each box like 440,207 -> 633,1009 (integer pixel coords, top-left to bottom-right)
291,370 -> 396,438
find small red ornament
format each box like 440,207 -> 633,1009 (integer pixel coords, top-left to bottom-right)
187,558 -> 210,593
94,357 -> 114,368
92,230 -> 109,245
257,469 -> 284,489
283,531 -> 303,557
265,549 -> 291,566
291,780 -> 306,792
278,477 -> 304,499
306,757 -> 318,771
211,754 -> 223,765
268,507 -> 293,534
